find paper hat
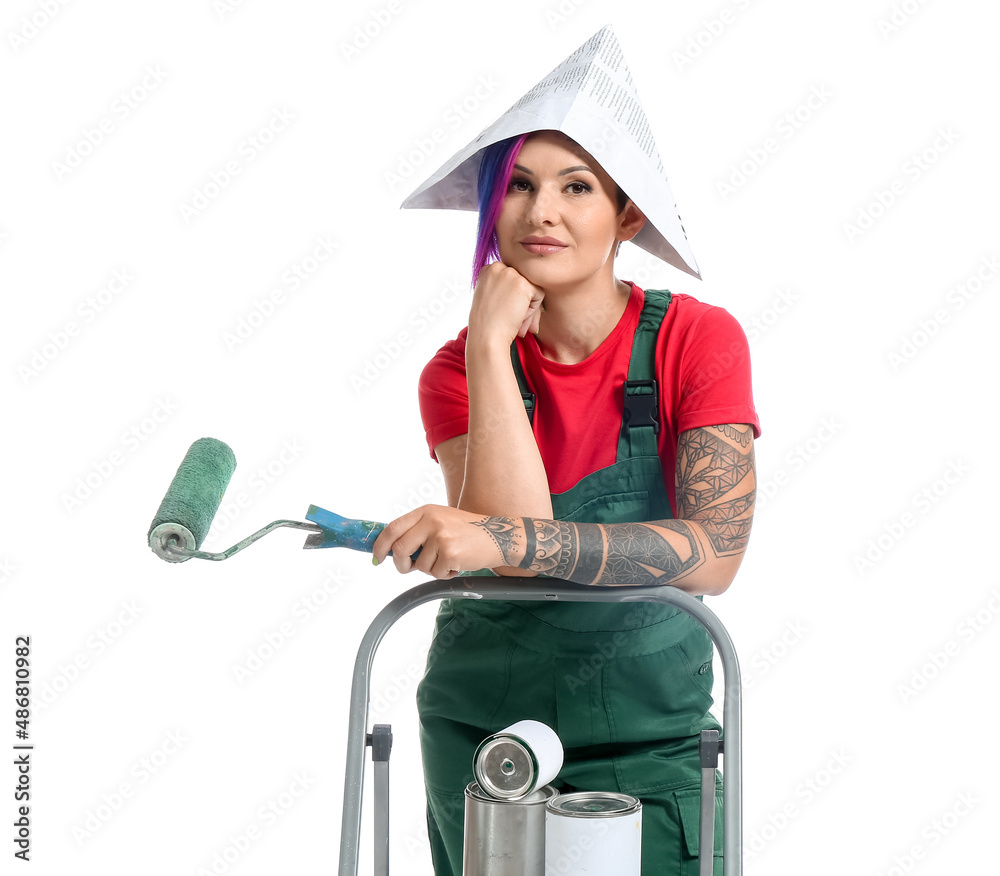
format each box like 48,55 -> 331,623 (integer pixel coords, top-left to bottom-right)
401,25 -> 699,279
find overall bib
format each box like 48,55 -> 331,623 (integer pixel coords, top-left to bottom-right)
417,291 -> 724,875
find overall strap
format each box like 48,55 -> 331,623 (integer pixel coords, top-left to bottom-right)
506,289 -> 673,452
509,343 -> 536,425
618,289 -> 671,461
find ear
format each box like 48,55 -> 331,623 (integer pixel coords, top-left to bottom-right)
616,201 -> 646,243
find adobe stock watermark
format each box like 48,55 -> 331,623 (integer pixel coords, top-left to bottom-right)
544,0 -> 592,29
71,729 -> 188,845
340,0 -> 405,62
205,438 -> 306,542
755,417 -> 844,513
384,76 -> 501,193
178,106 -> 295,223
222,235 -> 339,352
17,267 -> 135,386
32,601 -> 144,711
562,605 -> 648,695
876,0 -> 933,40
896,587 -> 1000,705
232,566 -> 351,684
1,555 -> 16,587
874,790 -> 979,876
371,613 -> 477,718
842,126 -> 959,243
717,86 -> 833,201
7,0 -> 72,53
886,255 -> 998,372
742,287 -> 800,344
671,0 -> 758,72
60,397 -> 179,514
742,619 -> 808,691
350,277 -> 467,394
196,772 -> 317,876
746,748 -> 853,859
852,458 -> 970,576
51,65 -> 168,182
213,0 -> 250,21
390,465 -> 447,517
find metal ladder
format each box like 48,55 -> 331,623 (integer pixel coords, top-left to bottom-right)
337,578 -> 742,876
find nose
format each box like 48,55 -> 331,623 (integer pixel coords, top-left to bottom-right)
524,184 -> 556,226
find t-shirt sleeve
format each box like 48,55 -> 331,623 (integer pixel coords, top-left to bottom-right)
669,303 -> 761,438
418,329 -> 471,460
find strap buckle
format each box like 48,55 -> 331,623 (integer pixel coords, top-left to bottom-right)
521,392 -> 536,426
623,379 -> 659,434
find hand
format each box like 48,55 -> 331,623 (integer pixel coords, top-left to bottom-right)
371,505 -> 521,579
468,261 -> 544,347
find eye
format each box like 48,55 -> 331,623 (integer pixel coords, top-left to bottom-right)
508,177 -> 531,193
565,181 -> 592,195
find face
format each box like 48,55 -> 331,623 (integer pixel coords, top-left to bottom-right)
495,131 -> 644,292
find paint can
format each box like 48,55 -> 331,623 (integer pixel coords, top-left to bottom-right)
462,781 -> 557,876
545,791 -> 642,875
474,720 -> 564,800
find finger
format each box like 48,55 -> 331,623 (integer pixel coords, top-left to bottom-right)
529,304 -> 542,335
372,508 -> 420,566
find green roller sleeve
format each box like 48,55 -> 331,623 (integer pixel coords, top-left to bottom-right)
148,438 -> 237,562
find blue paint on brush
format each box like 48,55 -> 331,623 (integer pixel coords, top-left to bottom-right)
305,505 -> 386,552
304,505 -> 421,560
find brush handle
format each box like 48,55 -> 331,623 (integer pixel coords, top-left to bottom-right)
304,505 -> 421,560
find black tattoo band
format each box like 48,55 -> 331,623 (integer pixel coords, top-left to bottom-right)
572,523 -> 605,583
518,517 -> 538,570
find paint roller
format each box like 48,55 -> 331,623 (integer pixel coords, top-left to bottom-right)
148,437 -> 409,563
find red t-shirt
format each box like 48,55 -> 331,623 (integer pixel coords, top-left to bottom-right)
418,283 -> 760,516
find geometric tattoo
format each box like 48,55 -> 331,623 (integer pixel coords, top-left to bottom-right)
677,426 -> 755,555
466,424 -> 755,584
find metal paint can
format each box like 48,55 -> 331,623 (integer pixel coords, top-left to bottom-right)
462,781 -> 557,876
545,792 -> 642,875
474,720 -> 564,800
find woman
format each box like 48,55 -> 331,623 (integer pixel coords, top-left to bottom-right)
372,128 -> 759,874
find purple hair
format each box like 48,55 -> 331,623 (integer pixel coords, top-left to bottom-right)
472,134 -> 528,284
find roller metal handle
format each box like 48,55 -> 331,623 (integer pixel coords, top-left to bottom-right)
149,442 -> 397,564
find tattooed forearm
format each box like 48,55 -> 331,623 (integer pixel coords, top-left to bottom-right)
677,426 -> 756,556
518,518 -> 702,586
472,516 -> 520,565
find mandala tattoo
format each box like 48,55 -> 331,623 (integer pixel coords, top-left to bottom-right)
677,426 -> 756,555
519,518 -> 701,586
472,517 -> 519,565
713,423 -> 752,447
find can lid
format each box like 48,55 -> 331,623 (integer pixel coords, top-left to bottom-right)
466,782 -> 557,805
474,737 -> 536,800
546,791 -> 641,816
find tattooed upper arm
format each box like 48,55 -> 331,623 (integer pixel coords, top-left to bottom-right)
675,424 -> 756,556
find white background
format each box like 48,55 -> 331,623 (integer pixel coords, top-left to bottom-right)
2,0 -> 998,874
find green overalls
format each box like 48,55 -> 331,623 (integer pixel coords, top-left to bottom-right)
416,291 -> 724,875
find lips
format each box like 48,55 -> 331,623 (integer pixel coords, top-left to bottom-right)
521,236 -> 567,255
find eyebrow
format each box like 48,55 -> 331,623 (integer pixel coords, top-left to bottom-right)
512,164 -> 595,176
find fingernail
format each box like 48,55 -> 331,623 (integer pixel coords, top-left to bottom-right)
372,555 -> 379,566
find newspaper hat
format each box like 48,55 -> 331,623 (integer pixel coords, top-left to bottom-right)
401,25 -> 699,279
